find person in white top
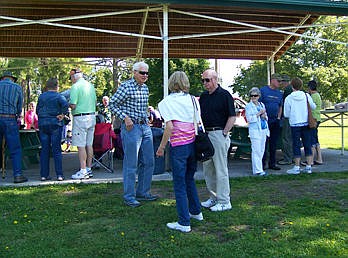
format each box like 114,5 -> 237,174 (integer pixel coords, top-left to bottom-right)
284,77 -> 316,175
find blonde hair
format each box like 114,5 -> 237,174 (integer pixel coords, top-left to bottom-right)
168,71 -> 190,93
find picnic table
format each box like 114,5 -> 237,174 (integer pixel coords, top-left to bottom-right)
229,125 -> 251,158
320,109 -> 348,155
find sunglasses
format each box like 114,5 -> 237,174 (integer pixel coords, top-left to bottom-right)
201,78 -> 211,83
250,94 -> 259,97
137,71 -> 149,75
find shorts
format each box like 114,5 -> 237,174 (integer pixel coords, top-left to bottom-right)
72,115 -> 96,147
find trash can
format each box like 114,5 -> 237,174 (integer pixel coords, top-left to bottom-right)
151,127 -> 165,175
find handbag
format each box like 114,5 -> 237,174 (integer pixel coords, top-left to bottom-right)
305,93 -> 317,129
191,96 -> 215,162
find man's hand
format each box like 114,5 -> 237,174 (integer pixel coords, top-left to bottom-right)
124,116 -> 133,131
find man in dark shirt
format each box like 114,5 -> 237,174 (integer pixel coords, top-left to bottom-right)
0,71 -> 27,183
199,69 -> 236,212
259,73 -> 283,170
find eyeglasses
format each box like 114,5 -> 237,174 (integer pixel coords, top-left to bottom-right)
201,78 -> 211,83
250,94 -> 259,97
137,71 -> 149,75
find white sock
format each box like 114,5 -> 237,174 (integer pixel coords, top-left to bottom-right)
294,165 -> 300,170
80,168 -> 87,173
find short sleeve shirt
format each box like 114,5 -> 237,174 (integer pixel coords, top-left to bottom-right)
69,78 -> 96,115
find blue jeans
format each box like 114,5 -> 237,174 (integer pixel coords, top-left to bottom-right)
121,123 -> 154,202
0,118 -> 22,177
291,126 -> 312,158
170,142 -> 201,226
39,124 -> 63,178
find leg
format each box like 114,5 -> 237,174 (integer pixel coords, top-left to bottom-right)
51,125 -> 63,177
136,124 -> 155,197
281,118 -> 293,163
4,119 -> 22,177
268,121 -> 280,167
121,124 -> 142,202
250,136 -> 264,174
39,125 -> 50,178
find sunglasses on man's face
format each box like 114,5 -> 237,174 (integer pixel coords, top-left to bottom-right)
137,71 -> 149,75
201,78 -> 211,83
250,94 -> 259,97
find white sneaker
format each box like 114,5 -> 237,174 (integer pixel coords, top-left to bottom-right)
71,170 -> 89,180
87,168 -> 93,178
166,222 -> 191,233
210,202 -> 232,212
303,166 -> 312,174
201,198 -> 217,208
189,212 -> 204,221
287,166 -> 300,175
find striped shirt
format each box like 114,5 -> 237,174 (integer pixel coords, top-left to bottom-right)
109,78 -> 149,122
170,120 -> 195,147
0,78 -> 23,115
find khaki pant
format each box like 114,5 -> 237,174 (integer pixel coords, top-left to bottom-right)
202,130 -> 231,204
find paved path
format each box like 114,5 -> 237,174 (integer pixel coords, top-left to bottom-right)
1,148 -> 347,187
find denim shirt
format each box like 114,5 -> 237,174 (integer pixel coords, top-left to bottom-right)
36,91 -> 69,127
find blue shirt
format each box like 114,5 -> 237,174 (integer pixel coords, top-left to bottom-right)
109,78 -> 149,122
259,85 -> 283,123
36,91 -> 69,127
0,78 -> 23,115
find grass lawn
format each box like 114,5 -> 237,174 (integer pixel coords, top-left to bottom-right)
319,117 -> 348,151
0,172 -> 347,257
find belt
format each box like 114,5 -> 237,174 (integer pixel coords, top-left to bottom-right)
132,118 -> 147,125
0,114 -> 16,118
206,127 -> 223,131
73,112 -> 95,117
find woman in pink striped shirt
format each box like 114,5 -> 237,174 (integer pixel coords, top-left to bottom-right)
156,71 -> 203,233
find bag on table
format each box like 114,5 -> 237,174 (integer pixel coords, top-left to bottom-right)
191,95 -> 215,162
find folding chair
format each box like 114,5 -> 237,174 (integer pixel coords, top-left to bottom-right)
92,123 -> 116,173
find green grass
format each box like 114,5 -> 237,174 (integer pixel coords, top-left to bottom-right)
318,126 -> 348,151
0,173 -> 347,257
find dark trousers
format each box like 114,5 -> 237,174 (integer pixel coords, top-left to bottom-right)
263,120 -> 280,168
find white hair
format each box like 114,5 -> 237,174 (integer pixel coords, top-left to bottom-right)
133,61 -> 148,71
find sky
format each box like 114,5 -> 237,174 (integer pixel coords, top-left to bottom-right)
209,59 -> 251,88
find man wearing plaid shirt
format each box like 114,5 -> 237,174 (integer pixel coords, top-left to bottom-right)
109,61 -> 157,207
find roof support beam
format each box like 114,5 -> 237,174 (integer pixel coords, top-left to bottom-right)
136,7 -> 150,60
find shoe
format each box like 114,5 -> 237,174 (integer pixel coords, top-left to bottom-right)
166,222 -> 191,233
257,171 -> 268,176
14,175 -> 28,184
303,166 -> 312,174
124,199 -> 141,208
41,176 -> 52,181
287,166 -> 300,175
210,202 -> 232,212
87,168 -> 93,178
189,212 -> 204,221
277,160 -> 293,165
268,165 -> 281,170
201,198 -> 217,208
314,161 -> 323,165
71,170 -> 89,180
136,194 -> 159,201
57,176 -> 65,181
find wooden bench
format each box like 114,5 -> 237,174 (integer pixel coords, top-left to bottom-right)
4,130 -> 41,170
229,126 -> 251,158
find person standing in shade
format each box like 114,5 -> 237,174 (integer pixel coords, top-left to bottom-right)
199,69 -> 236,212
278,74 -> 294,165
156,71 -> 203,233
0,71 -> 27,183
69,68 -> 97,180
109,61 -> 157,208
284,77 -> 316,175
37,78 -> 69,181
98,96 -> 112,123
245,87 -> 270,176
308,80 -> 323,165
24,101 -> 38,130
259,73 -> 283,171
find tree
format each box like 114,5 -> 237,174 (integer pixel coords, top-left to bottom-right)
231,16 -> 348,103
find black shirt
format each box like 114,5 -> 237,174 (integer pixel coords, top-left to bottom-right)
199,86 -> 236,128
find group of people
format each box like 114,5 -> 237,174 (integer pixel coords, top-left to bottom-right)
0,63 -> 324,234
245,73 -> 323,177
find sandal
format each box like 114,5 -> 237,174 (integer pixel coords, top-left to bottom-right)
314,161 -> 323,165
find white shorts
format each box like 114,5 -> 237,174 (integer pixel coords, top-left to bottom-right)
72,115 -> 96,147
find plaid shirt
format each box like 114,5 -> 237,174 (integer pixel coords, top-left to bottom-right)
109,78 -> 149,122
